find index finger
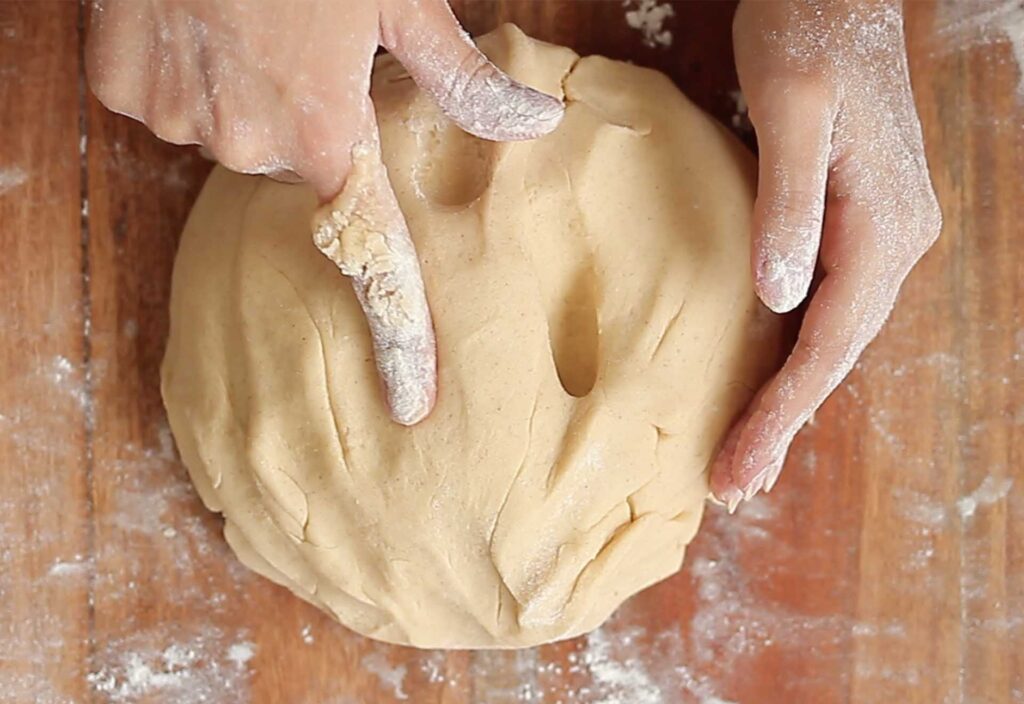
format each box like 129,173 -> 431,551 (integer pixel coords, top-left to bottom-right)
312,137 -> 437,426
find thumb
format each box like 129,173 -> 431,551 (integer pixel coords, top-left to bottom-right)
745,82 -> 835,313
379,0 -> 564,141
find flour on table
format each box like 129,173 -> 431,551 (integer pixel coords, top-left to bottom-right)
935,0 -> 1024,97
86,625 -> 256,703
226,641 -> 256,668
0,166 -> 27,195
579,628 -> 664,704
48,554 -> 91,578
623,0 -> 675,48
727,89 -> 751,132
47,355 -> 88,411
1,351 -> 256,702
957,476 -> 1014,520
361,651 -> 409,701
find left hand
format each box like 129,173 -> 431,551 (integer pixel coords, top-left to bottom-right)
712,0 -> 942,510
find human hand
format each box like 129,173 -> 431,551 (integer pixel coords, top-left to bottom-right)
711,0 -> 942,510
86,0 -> 563,425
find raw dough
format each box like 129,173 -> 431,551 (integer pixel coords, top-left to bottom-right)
162,25 -> 781,649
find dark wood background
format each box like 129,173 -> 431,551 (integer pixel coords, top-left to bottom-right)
1,1 -> 1021,702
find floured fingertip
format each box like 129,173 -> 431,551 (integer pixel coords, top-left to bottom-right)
311,141 -> 439,427
725,490 -> 743,514
441,63 -> 565,142
755,249 -> 815,314
709,445 -> 743,510
377,336 -> 438,426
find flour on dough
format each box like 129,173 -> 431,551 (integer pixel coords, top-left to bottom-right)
161,24 -> 781,649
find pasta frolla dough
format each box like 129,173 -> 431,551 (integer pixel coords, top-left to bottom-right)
161,25 -> 782,649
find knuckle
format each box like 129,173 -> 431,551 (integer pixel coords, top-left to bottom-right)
444,48 -> 491,103
212,142 -> 260,174
784,73 -> 835,107
87,65 -> 136,117
749,73 -> 836,125
762,191 -> 824,240
211,125 -> 267,173
146,112 -> 198,148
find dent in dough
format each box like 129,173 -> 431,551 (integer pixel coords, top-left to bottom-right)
161,24 -> 782,649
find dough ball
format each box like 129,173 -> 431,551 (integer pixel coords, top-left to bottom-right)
162,25 -> 782,649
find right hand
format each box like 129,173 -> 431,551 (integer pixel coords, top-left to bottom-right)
87,0 -> 564,424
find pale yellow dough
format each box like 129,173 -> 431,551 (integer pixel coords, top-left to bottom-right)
162,25 -> 781,649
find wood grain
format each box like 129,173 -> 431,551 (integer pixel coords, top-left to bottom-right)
0,5 -> 91,703
0,1 -> 1020,703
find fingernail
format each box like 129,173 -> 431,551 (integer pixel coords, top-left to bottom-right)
764,458 -> 785,493
741,464 -> 769,502
508,82 -> 565,128
739,454 -> 785,502
717,485 -> 743,514
742,476 -> 760,502
745,470 -> 770,503
757,252 -> 812,314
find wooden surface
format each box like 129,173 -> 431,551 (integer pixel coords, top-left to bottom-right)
1,1 -> 1021,703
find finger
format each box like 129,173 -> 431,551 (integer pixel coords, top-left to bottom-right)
709,396 -> 761,513
85,1 -> 149,121
311,136 -> 437,426
295,106 -> 366,201
379,0 -> 564,141
726,202 -> 900,497
293,50 -> 378,201
745,82 -> 835,313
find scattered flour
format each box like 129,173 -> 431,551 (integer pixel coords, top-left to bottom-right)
86,626 -> 255,703
623,0 -> 675,49
957,476 -> 1013,520
48,555 -> 92,578
226,641 -> 257,668
727,89 -> 750,132
935,0 -> 1024,97
361,651 -> 409,701
418,652 -> 447,685
580,628 -> 663,704
893,486 -> 948,528
0,166 -> 27,195
47,354 -> 89,411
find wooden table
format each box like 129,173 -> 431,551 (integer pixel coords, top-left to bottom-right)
1,1 -> 1021,702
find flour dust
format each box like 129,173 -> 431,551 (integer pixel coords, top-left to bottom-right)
623,0 -> 675,49
934,0 -> 1024,98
